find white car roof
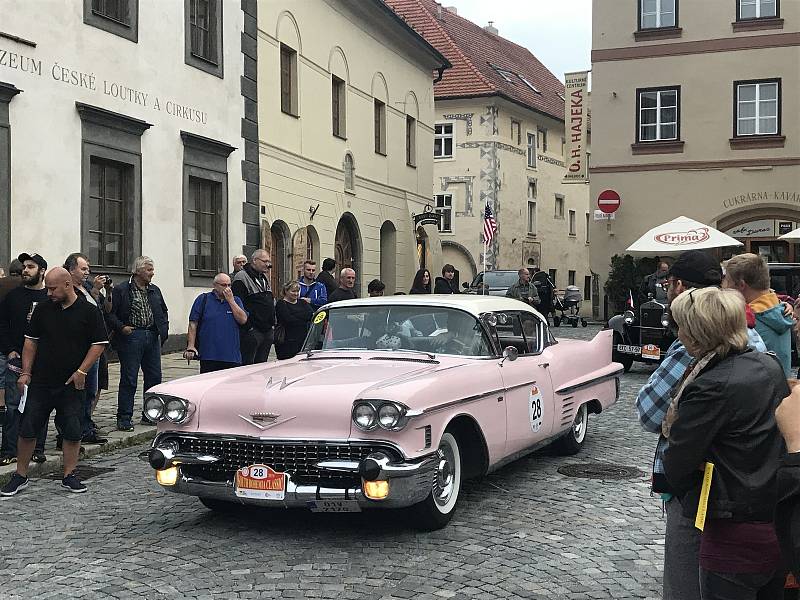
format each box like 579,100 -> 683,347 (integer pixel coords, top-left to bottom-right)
322,294 -> 545,319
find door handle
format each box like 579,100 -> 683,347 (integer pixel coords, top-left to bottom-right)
539,363 -> 550,368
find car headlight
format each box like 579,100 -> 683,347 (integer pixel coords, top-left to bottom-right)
144,396 -> 165,422
164,398 -> 189,423
623,310 -> 635,325
378,403 -> 401,429
353,403 -> 377,431
353,401 -> 412,432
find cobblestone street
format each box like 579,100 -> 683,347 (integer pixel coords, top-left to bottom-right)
1,326 -> 665,600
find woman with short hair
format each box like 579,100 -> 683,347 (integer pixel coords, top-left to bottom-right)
274,281 -> 314,360
663,287 -> 787,599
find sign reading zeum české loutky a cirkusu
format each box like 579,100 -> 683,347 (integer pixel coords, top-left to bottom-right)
563,70 -> 589,185
0,45 -> 209,125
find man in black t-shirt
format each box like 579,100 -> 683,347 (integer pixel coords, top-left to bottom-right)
0,268 -> 108,496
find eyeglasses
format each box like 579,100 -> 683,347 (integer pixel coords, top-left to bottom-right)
254,257 -> 272,268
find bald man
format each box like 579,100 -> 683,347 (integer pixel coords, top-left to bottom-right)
328,268 -> 358,303
0,267 -> 108,496
185,273 -> 248,373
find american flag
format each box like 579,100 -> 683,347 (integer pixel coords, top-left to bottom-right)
483,203 -> 497,244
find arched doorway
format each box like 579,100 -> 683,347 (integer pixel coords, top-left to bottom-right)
270,220 -> 291,293
335,213 -> 362,291
380,221 -> 397,294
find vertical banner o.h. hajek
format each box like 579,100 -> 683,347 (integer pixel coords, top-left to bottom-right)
563,71 -> 590,184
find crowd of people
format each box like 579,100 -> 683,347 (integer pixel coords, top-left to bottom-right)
635,250 -> 800,599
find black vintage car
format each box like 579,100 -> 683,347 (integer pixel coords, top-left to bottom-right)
608,297 -> 675,372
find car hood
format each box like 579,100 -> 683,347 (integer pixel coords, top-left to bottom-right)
152,354 -> 451,439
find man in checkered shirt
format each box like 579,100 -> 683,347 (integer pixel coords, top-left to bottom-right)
635,250 -> 766,600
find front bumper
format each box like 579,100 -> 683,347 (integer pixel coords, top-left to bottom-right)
140,441 -> 438,509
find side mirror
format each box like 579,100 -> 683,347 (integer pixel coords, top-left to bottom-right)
500,346 -> 519,366
462,282 -> 469,289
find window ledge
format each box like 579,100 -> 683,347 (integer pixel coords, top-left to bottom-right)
188,270 -> 216,279
375,150 -> 387,157
732,17 -> 784,32
281,109 -> 300,119
631,140 -> 685,155
634,26 -> 683,41
406,163 -> 417,169
729,135 -> 785,149
333,133 -> 347,141
434,155 -> 455,160
527,233 -> 537,238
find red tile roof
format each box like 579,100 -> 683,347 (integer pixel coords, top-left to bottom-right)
384,0 -> 566,122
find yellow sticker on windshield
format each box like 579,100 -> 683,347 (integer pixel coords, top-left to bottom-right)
314,311 -> 327,324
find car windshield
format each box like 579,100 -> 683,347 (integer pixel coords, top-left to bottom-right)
484,272 -> 519,287
304,305 -> 494,357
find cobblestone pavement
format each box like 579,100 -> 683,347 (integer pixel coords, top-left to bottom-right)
1,326 -> 666,599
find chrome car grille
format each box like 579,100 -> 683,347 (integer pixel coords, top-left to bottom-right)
169,436 -> 400,486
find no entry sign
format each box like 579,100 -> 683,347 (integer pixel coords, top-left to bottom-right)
598,190 -> 621,214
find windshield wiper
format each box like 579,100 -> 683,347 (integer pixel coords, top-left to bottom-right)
383,348 -> 437,360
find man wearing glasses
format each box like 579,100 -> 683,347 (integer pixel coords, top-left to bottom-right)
634,250 -> 766,600
184,273 -> 248,373
232,250 -> 275,364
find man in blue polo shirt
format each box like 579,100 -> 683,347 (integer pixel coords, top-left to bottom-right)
184,273 -> 249,373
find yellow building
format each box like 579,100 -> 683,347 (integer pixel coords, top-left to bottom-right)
590,0 -> 800,317
387,0 -> 592,299
257,0 -> 449,295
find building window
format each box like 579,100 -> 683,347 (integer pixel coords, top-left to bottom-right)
0,84 -> 21,267
343,153 -> 355,192
374,99 -> 386,155
185,0 -> 223,77
87,158 -> 131,269
527,201 -> 537,235
735,79 -> 780,136
568,270 -> 576,286
406,116 -> 417,167
435,194 -> 452,233
511,120 -> 521,145
187,177 -> 221,274
434,123 -> 454,158
568,210 -> 576,236
528,179 -> 537,199
639,0 -> 677,29
548,269 -> 557,286
738,0 -> 778,19
332,75 -> 346,138
527,132 -> 536,167
555,195 -> 565,219
280,44 -> 299,116
537,127 -> 548,152
83,0 -> 138,42
584,276 -> 592,300
585,212 -> 590,243
181,131 -> 233,286
637,87 -> 680,142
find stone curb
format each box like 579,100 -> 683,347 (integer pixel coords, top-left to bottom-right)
0,427 -> 156,486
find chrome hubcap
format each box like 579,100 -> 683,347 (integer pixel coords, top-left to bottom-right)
434,446 -> 455,507
573,406 -> 587,442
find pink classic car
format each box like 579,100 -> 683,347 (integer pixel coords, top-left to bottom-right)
141,296 -> 621,529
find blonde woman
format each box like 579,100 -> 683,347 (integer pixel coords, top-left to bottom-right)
663,287 -> 787,599
274,281 -> 313,360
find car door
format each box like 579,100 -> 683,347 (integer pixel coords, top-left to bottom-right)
494,311 -> 556,455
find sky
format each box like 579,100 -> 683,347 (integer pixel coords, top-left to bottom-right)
442,0 -> 592,81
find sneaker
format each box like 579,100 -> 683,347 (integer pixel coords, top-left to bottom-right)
116,422 -> 134,432
81,432 -> 108,445
31,452 -> 47,464
0,455 -> 16,466
0,473 -> 29,496
61,472 -> 87,493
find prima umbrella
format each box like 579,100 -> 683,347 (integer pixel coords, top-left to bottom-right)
625,216 -> 743,256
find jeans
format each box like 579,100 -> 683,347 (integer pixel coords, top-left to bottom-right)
699,569 -> 785,600
2,366 -> 46,457
81,360 -> 99,437
664,496 -> 702,600
115,329 -> 162,426
240,328 -> 273,365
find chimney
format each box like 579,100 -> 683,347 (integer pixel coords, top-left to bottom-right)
444,5 -> 457,14
484,21 -> 499,35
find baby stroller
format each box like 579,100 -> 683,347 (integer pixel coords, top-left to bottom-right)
553,285 -> 588,328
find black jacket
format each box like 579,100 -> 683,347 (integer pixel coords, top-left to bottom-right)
664,349 -> 787,522
778,453 -> 800,577
328,287 -> 357,303
0,286 -> 48,355
107,278 -> 170,345
434,277 -> 459,294
231,264 -> 275,332
317,271 -> 337,296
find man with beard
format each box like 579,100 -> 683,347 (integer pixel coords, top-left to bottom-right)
0,253 -> 49,465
